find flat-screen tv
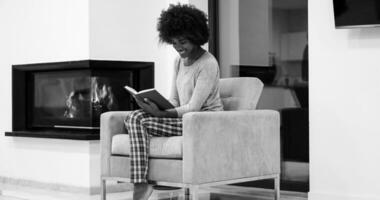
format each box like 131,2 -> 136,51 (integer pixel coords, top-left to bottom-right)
333,0 -> 380,28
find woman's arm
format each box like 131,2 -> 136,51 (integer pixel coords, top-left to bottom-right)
168,58 -> 180,107
134,97 -> 178,117
175,60 -> 219,117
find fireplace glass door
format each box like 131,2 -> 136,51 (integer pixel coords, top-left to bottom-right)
29,69 -> 133,129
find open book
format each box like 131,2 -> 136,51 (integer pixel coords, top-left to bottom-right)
124,85 -> 175,110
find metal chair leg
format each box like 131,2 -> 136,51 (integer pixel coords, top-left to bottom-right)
184,188 -> 190,200
274,175 -> 280,200
101,179 -> 106,200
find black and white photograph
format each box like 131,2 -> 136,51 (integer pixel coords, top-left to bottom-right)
0,0 -> 379,200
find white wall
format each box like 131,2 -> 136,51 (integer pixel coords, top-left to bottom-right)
89,0 -> 173,96
0,1 -> 12,134
11,0 -> 89,63
309,0 -> 380,199
0,0 -> 98,189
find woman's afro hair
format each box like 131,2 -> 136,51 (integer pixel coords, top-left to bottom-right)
157,3 -> 209,46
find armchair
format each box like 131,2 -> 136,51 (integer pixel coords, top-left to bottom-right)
100,77 -> 281,200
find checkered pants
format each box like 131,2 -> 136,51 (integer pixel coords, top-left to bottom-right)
124,109 -> 183,183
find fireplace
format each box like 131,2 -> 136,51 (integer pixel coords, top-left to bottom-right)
5,60 -> 154,140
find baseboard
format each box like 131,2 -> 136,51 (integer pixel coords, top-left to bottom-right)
0,176 -> 132,195
309,191 -> 380,200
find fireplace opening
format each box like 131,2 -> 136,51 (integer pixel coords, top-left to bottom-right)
6,60 -> 154,140
31,69 -> 128,129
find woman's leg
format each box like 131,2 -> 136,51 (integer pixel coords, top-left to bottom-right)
124,109 -> 182,183
125,110 -> 182,200
125,110 -> 151,184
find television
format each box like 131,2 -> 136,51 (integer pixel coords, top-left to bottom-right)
333,0 -> 380,28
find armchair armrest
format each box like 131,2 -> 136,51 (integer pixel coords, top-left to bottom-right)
100,111 -> 131,176
182,110 -> 280,184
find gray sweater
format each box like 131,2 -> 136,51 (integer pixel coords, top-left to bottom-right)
169,51 -> 224,117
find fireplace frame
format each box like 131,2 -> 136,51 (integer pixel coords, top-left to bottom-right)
5,60 -> 154,140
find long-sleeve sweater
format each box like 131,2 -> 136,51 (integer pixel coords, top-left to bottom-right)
169,51 -> 224,117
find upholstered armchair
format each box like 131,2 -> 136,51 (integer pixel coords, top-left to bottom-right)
100,77 -> 281,200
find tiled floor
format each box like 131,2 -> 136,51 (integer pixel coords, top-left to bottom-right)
0,183 -> 307,200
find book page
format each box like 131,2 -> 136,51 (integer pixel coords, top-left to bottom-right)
124,85 -> 137,96
138,88 -> 156,94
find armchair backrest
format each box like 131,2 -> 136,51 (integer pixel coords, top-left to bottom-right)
219,77 -> 264,111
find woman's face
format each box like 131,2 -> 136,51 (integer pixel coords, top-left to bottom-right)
171,37 -> 197,58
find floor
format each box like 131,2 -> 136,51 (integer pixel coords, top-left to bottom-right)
0,183 -> 307,200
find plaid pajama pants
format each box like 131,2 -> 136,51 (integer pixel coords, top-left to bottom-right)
124,109 -> 183,183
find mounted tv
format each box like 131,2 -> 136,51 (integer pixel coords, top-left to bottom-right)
333,0 -> 380,28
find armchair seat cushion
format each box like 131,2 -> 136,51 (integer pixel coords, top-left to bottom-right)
111,134 -> 183,159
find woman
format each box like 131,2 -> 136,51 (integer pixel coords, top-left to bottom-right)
124,3 -> 223,200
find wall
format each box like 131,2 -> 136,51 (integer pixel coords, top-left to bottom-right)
89,0 -> 174,97
0,1 -> 12,135
0,0 -> 97,190
11,0 -> 89,63
309,0 -> 380,199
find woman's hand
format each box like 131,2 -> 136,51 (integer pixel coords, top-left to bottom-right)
134,96 -> 163,117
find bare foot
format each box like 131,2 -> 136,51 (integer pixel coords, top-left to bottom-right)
133,183 -> 153,200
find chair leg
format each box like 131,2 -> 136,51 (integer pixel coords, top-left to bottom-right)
274,175 -> 280,200
184,188 -> 190,200
101,179 -> 106,200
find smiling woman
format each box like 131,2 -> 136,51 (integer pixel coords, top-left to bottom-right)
125,3 -> 224,200
170,37 -> 206,66
157,3 -> 209,66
